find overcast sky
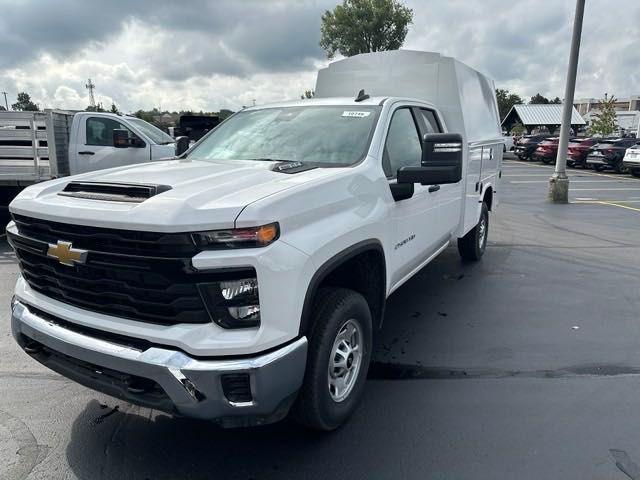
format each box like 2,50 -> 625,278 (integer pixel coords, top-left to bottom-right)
1,0 -> 638,113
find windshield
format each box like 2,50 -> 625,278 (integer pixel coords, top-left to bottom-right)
186,105 -> 381,166
127,118 -> 174,145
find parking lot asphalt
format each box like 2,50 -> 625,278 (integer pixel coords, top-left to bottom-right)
1,154 -> 640,480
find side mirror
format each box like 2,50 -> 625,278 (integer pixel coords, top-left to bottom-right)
113,129 -> 130,148
113,129 -> 146,148
175,136 -> 190,156
397,133 -> 463,185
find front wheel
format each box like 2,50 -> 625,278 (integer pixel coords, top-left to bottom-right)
292,287 -> 372,431
458,202 -> 489,262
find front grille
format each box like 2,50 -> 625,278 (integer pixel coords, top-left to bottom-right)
12,214 -> 198,257
9,214 -> 254,325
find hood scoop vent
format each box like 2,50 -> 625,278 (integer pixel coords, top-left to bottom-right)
58,181 -> 172,203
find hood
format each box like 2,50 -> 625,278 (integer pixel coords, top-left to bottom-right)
10,159 -> 337,232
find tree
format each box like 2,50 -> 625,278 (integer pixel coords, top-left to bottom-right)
11,92 -> 39,111
0,105 -> 6,111
551,96 -> 562,104
301,90 -> 315,100
511,122 -> 526,135
110,103 -> 119,114
496,88 -> 523,121
86,103 -> 105,112
218,109 -> 234,120
320,0 -> 413,59
133,109 -> 155,123
589,95 -> 618,136
529,93 -> 551,104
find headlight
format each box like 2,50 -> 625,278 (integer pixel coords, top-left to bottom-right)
199,277 -> 261,329
192,223 -> 279,250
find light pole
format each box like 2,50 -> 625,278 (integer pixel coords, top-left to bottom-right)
1,91 -> 8,110
548,0 -> 586,203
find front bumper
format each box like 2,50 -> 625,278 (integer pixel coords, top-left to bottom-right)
623,160 -> 640,170
12,300 -> 307,427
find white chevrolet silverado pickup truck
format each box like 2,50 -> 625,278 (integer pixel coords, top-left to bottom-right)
8,51 -> 503,430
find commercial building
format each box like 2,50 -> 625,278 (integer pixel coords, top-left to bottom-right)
573,95 -> 640,116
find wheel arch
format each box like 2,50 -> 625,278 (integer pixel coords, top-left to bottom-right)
299,240 -> 387,336
482,185 -> 494,211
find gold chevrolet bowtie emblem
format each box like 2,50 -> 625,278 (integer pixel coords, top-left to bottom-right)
47,241 -> 88,266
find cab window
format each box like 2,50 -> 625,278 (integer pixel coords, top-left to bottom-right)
86,117 -> 134,146
383,108 -> 422,178
419,109 -> 442,134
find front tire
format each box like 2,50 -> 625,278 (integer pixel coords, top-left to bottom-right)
292,287 -> 372,431
458,202 -> 489,262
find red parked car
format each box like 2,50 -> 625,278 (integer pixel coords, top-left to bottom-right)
533,138 -> 559,164
567,138 -> 597,168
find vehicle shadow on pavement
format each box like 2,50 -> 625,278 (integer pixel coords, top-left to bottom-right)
65,399 -> 349,480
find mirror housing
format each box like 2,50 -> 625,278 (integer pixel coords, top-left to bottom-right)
113,129 -> 130,148
397,133 -> 463,185
175,136 -> 190,156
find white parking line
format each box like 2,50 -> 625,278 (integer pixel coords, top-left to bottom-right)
505,160 -> 639,182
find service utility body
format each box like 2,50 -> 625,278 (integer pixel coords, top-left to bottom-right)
8,51 -> 503,430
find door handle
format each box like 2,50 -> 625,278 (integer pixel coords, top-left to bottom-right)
78,151 -> 95,155
428,185 -> 440,193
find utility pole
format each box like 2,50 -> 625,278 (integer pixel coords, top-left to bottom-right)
1,91 -> 8,110
85,78 -> 96,108
549,0 -> 585,203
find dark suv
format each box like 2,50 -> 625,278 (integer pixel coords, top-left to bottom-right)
514,135 -> 550,160
567,138 -> 597,168
586,137 -> 639,173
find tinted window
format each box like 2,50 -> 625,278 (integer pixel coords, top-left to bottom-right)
383,108 -> 422,177
86,117 -> 132,146
419,109 -> 441,134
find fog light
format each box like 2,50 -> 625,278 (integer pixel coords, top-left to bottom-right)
199,277 -> 261,329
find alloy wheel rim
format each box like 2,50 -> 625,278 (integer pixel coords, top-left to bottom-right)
478,215 -> 487,249
328,319 -> 363,402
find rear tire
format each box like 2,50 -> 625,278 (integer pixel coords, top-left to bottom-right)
613,160 -> 627,174
292,287 -> 372,431
458,202 -> 489,262
631,169 -> 640,178
594,165 -> 605,172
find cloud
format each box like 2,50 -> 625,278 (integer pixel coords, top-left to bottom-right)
0,0 -> 638,112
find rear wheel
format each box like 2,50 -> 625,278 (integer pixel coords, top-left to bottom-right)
458,202 -> 489,262
613,160 -> 627,174
292,287 -> 372,431
594,165 -> 605,172
631,169 -> 640,178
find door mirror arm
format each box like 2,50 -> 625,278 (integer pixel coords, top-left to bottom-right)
389,182 -> 414,201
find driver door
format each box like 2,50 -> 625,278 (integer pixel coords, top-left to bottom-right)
384,107 -> 443,288
71,116 -> 150,174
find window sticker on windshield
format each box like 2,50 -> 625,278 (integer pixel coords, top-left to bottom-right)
342,111 -> 371,118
